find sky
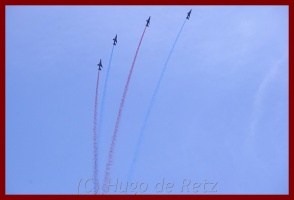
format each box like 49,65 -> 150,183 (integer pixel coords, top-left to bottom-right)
6,6 -> 288,194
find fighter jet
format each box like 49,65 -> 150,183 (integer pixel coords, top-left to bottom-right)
186,9 -> 192,20
97,59 -> 103,70
146,16 -> 151,27
113,34 -> 117,45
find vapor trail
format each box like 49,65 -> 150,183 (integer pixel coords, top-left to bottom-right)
96,45 -> 115,192
93,70 -> 101,193
103,27 -> 147,192
128,19 -> 187,181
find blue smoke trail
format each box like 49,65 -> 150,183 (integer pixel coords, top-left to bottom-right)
127,19 -> 187,182
95,45 -> 115,193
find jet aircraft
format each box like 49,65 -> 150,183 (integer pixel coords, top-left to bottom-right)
113,34 -> 117,45
97,59 -> 103,70
186,9 -> 192,20
146,17 -> 151,27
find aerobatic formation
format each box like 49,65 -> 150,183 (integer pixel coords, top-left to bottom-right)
92,10 -> 192,194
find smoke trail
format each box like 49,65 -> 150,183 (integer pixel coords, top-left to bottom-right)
103,27 -> 147,192
93,70 -> 101,193
128,19 -> 187,182
95,45 -> 115,193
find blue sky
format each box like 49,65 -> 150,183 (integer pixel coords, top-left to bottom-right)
6,6 -> 288,194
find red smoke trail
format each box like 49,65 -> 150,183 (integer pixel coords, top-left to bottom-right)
93,70 -> 101,193
103,27 -> 147,192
